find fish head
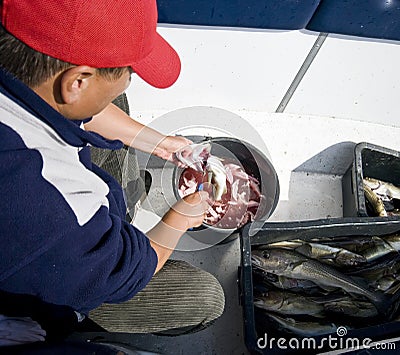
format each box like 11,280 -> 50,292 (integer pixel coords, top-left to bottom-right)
252,249 -> 293,273
254,290 -> 283,308
263,249 -> 294,273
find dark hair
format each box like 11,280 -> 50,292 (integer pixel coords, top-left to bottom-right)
0,25 -> 128,88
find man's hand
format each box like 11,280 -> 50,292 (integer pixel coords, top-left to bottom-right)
162,191 -> 212,231
148,191 -> 213,273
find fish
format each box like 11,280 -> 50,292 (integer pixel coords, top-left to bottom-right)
364,177 -> 400,201
251,249 -> 389,310
253,290 -> 324,316
252,268 -> 325,294
295,242 -> 367,267
316,236 -> 378,254
357,236 -> 396,262
347,253 -> 400,281
372,276 -> 398,293
264,240 -> 366,267
323,236 -> 396,264
262,240 -> 304,250
266,313 -> 339,337
363,182 -> 387,217
363,177 -> 400,216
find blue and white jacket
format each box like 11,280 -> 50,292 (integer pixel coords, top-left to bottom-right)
0,68 -> 157,314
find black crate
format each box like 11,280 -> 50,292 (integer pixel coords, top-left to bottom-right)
342,142 -> 400,217
239,217 -> 400,354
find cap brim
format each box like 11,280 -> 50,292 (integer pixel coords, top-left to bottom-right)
132,32 -> 181,89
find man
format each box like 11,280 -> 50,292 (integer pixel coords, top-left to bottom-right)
0,0 -> 224,343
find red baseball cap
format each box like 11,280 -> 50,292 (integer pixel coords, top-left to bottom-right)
0,0 -> 181,88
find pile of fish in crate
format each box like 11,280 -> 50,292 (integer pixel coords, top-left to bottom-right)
250,175 -> 400,340
251,230 -> 400,337
363,177 -> 400,217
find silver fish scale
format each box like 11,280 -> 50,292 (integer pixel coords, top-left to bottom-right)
255,249 -> 387,307
292,258 -> 383,304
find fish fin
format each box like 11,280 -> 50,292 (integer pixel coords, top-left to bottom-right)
291,260 -> 306,269
295,244 -> 336,261
294,244 -> 312,257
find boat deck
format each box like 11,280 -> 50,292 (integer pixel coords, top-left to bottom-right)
72,22 -> 400,354
72,111 -> 400,354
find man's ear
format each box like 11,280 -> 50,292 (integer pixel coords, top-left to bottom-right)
60,66 -> 97,104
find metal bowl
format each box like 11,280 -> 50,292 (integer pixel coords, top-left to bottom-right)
173,136 -> 280,243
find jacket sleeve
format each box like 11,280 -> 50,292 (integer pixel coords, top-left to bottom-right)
0,143 -> 157,314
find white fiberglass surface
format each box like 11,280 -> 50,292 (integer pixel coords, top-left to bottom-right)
285,34 -> 400,128
127,26 -> 317,114
128,26 -> 400,128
